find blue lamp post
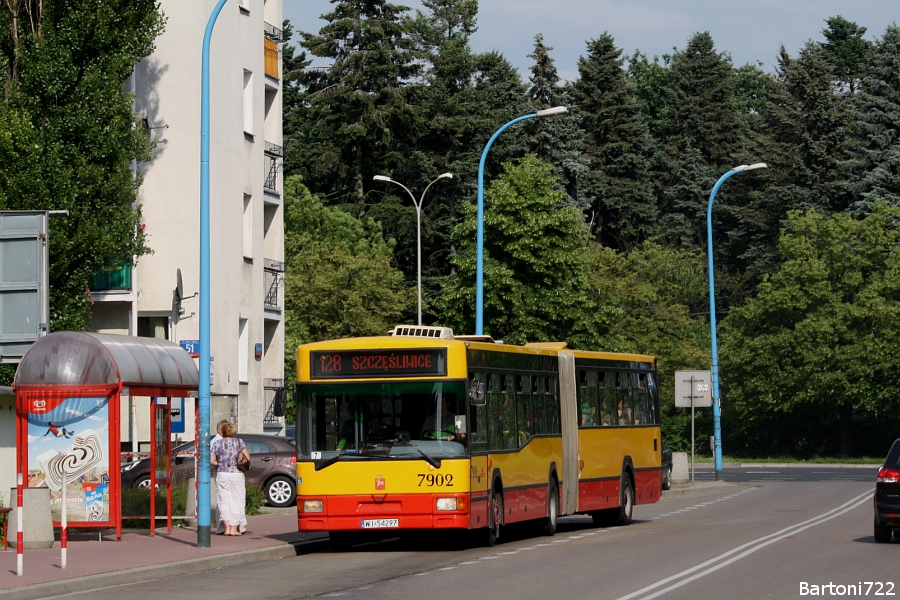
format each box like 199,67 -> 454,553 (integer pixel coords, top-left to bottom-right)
475,106 -> 568,335
198,0 -> 230,548
707,162 -> 767,481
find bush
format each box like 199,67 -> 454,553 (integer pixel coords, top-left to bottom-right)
120,482 -> 264,527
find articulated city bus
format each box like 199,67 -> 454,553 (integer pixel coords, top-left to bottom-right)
294,326 -> 662,548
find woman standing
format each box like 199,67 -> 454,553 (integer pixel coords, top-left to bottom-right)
210,422 -> 250,536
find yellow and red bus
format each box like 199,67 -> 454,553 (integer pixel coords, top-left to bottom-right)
294,326 -> 662,548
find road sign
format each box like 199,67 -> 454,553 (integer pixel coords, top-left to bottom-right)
179,339 -> 200,357
0,211 -> 49,363
675,370 -> 713,407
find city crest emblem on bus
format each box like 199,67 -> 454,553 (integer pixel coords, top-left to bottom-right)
375,475 -> 385,491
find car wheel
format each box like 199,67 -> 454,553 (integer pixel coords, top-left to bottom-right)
874,517 -> 892,543
264,476 -> 296,508
134,475 -> 158,491
662,465 -> 672,491
541,481 -> 559,536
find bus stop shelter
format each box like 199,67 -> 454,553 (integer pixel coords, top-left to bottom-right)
13,332 -> 198,539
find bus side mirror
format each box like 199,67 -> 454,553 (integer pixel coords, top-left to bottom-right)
468,380 -> 485,406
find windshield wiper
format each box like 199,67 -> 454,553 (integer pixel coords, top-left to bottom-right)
313,453 -> 367,471
390,441 -> 441,469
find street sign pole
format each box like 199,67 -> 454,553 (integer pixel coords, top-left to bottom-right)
690,376 -> 695,484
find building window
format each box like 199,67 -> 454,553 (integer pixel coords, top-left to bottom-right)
243,194 -> 253,258
138,316 -> 169,340
243,70 -> 253,136
238,318 -> 249,383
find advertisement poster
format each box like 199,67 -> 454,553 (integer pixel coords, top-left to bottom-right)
26,396 -> 111,523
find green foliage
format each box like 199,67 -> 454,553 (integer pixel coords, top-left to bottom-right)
592,241 -> 711,451
436,154 -> 617,346
819,15 -> 873,95
120,483 -> 263,529
721,203 -> 900,457
0,0 -> 164,331
245,484 -> 266,516
572,33 -> 656,248
283,175 -> 415,386
848,25 -> 900,210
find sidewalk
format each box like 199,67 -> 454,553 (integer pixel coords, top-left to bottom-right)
0,509 -> 329,600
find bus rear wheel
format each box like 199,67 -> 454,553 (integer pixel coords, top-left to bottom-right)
541,481 -> 559,536
485,489 -> 502,547
591,474 -> 634,527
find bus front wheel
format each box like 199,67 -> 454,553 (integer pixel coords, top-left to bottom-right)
485,489 -> 502,547
541,481 -> 559,536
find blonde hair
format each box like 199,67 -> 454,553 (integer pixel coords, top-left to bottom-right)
221,422 -> 237,438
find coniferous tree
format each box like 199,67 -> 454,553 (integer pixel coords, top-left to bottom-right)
848,25 -> 900,210
571,33 -> 656,249
655,32 -> 744,249
819,15 -> 873,96
296,0 -> 420,206
524,34 -> 590,211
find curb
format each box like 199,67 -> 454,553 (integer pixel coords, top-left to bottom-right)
0,536 -> 331,600
659,480 -> 746,499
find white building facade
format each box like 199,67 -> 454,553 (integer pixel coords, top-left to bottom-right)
89,0 -> 285,448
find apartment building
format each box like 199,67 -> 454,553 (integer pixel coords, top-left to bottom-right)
89,0 -> 286,448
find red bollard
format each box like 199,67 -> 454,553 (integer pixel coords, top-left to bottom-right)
16,473 -> 23,576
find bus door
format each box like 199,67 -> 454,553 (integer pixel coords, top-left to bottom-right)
468,373 -> 490,528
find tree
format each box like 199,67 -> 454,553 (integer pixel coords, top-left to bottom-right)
0,0 -> 164,331
819,15 -> 873,96
283,175 -> 415,381
721,203 -> 900,457
655,32 -> 745,249
435,154 -> 617,346
572,33 -> 656,249
848,24 -> 900,211
295,0 -> 420,205
524,33 -> 590,211
592,241 -> 711,450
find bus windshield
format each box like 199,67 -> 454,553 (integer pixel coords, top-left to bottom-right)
298,380 -> 469,461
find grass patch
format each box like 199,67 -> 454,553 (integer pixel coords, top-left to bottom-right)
692,456 -> 882,464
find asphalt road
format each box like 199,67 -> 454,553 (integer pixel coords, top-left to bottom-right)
50,468 -> 897,600
691,465 -> 878,483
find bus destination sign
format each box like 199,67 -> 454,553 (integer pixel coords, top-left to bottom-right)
310,349 -> 447,379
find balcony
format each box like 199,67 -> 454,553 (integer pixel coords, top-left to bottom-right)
263,379 -> 286,425
263,258 -> 284,311
264,142 -> 283,194
263,23 -> 282,79
89,261 -> 132,291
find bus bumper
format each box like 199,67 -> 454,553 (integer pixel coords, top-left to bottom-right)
298,493 -> 472,532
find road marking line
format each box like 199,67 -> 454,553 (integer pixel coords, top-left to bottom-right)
439,566 -> 458,570
615,488 -> 873,600
481,556 -> 500,559
535,543 -> 552,546
460,561 -> 480,565
551,539 -> 570,543
499,551 -> 519,555
569,535 -> 584,539
581,532 -> 598,536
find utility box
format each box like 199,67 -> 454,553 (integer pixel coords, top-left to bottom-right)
0,211 -> 49,363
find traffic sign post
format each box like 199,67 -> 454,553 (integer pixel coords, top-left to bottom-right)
675,370 -> 712,483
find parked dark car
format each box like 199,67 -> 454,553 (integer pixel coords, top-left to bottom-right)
661,443 -> 673,491
874,438 -> 900,543
121,433 -> 298,508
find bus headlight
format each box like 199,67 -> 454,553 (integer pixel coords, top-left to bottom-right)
303,499 -> 324,513
436,497 -> 457,511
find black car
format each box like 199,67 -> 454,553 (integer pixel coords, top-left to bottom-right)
121,433 -> 298,508
661,443 -> 673,491
874,438 -> 900,543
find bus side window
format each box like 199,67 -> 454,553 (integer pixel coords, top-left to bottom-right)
502,374 -> 517,450
599,372 -> 615,425
547,376 -> 560,434
616,373 -> 633,426
470,372 -> 488,451
533,376 -> 546,434
636,373 -> 650,425
488,373 -> 503,451
516,374 -> 532,445
579,370 -> 599,427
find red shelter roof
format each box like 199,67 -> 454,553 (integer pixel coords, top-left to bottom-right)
14,332 -> 198,397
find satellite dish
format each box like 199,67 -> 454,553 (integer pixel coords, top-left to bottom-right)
175,268 -> 183,303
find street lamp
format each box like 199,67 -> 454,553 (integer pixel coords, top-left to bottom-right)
707,162 -> 767,481
373,173 -> 453,326
198,0 -> 229,548
475,106 -> 568,335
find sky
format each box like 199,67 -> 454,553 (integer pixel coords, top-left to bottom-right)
284,0 -> 899,82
